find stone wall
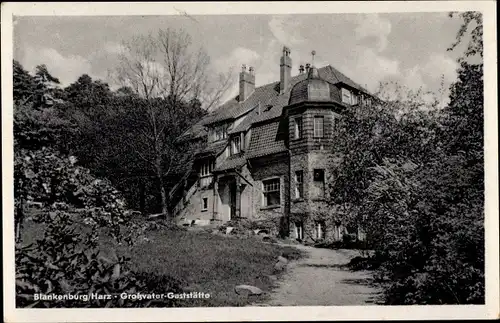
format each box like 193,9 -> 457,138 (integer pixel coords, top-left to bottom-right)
248,155 -> 290,236
288,142 -> 347,243
288,106 -> 342,154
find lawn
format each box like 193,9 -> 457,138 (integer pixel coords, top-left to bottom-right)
19,217 -> 303,307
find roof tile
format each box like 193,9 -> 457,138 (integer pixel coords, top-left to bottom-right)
246,121 -> 287,159
195,140 -> 227,158
214,154 -> 247,171
187,64 -> 370,161
200,65 -> 370,128
229,108 -> 259,134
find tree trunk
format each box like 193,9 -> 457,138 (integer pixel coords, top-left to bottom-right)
139,180 -> 146,214
15,197 -> 24,243
155,159 -> 170,221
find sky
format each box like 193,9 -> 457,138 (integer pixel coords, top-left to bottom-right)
13,13 -> 466,102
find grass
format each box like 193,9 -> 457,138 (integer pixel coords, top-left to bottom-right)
19,216 -> 304,307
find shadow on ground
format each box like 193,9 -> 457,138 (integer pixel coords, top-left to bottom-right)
299,263 -> 346,269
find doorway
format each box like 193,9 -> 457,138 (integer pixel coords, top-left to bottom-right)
295,221 -> 304,240
229,181 -> 237,220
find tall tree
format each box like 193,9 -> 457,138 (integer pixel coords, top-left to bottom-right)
114,28 -> 231,110
13,60 -> 35,105
112,28 -> 223,217
325,11 -> 485,304
64,74 -> 113,109
32,64 -> 62,109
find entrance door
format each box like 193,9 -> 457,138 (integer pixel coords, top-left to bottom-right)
295,222 -> 304,240
229,181 -> 237,220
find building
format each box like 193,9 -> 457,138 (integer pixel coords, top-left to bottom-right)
170,47 -> 374,243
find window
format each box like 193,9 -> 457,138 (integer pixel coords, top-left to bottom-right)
231,136 -> 241,155
201,197 -> 208,211
263,178 -> 280,207
200,160 -> 214,177
312,169 -> 325,198
313,116 -> 324,138
361,95 -> 372,106
341,88 -> 352,104
316,221 -> 326,239
211,124 -> 228,141
293,117 -> 303,139
352,93 -> 359,105
295,171 -> 304,199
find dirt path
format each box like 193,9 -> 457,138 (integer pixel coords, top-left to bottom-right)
255,244 -> 381,306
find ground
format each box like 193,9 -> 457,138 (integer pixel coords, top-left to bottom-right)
18,218 -> 304,307
19,214 -> 380,307
254,243 -> 382,306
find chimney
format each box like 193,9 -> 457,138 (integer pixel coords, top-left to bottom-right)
299,65 -> 305,74
280,46 -> 292,94
239,64 -> 255,102
305,63 -> 311,73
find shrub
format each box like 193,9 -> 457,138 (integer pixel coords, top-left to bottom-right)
16,210 -> 183,308
14,148 -> 183,308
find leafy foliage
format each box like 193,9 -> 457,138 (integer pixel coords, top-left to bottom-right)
448,12 -> 483,59
14,145 -> 133,240
14,131 -> 185,307
327,13 -> 484,304
13,60 -> 36,105
329,63 -> 483,304
112,28 -> 220,216
16,211 -> 182,308
13,61 -> 189,308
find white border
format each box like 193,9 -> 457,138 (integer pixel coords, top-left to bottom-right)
2,1 -> 498,322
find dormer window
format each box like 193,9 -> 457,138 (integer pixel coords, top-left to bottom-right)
231,135 -> 241,155
361,95 -> 373,106
200,160 -> 214,177
216,127 -> 227,141
352,93 -> 359,105
341,88 -> 352,104
210,124 -> 228,142
342,88 -> 360,105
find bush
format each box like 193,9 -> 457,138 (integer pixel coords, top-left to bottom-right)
342,233 -> 356,244
14,148 -> 185,308
16,211 -> 184,308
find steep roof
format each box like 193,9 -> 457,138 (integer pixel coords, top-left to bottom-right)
324,65 -> 370,93
194,140 -> 227,159
200,65 -> 370,128
178,64 -> 370,166
229,107 -> 259,134
246,121 -> 287,159
178,65 -> 369,140
200,81 -> 278,126
176,119 -> 208,143
214,153 -> 247,172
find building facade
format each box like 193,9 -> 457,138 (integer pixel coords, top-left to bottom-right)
171,47 -> 374,243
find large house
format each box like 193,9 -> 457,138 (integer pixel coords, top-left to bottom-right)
170,47 -> 374,243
